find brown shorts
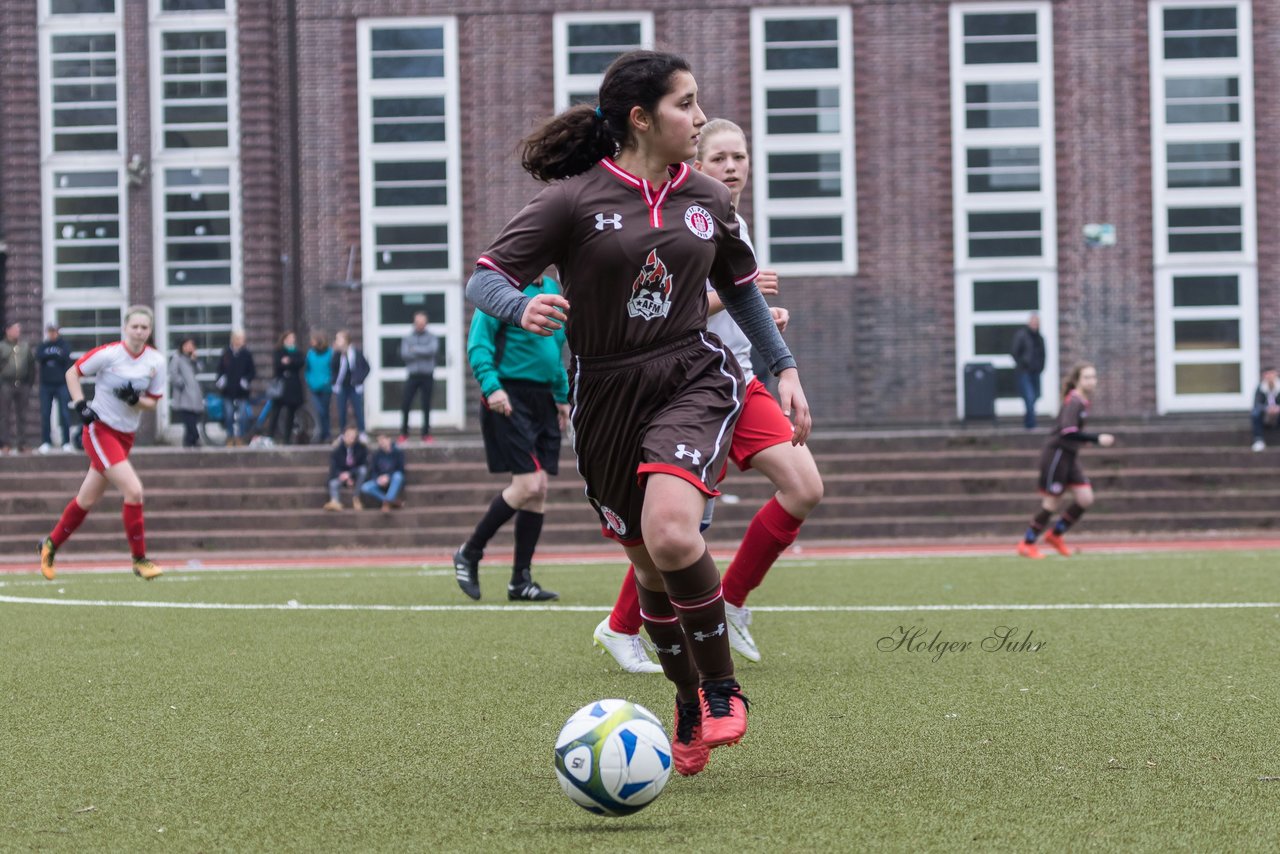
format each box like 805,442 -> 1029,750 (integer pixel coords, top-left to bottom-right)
1038,445 -> 1089,496
570,331 -> 744,546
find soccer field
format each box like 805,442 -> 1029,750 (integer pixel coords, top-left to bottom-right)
4,549 -> 1279,852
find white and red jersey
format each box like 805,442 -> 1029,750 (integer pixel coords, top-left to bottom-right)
75,342 -> 166,434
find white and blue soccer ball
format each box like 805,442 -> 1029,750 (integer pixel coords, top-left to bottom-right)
553,699 -> 673,817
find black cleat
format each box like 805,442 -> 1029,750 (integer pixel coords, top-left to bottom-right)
453,544 -> 481,600
507,568 -> 558,602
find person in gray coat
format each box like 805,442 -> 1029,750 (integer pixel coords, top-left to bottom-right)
399,311 -> 438,444
169,337 -> 205,447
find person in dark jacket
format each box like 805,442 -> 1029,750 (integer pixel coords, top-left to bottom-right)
330,329 -> 370,437
1010,313 -> 1047,429
1251,368 -> 1280,452
0,321 -> 37,453
267,331 -> 306,444
216,330 -> 256,446
360,433 -> 406,511
36,324 -> 74,453
324,426 -> 368,510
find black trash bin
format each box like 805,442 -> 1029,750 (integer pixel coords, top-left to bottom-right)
963,362 -> 997,421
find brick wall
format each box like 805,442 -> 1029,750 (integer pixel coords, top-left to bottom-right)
4,0 -> 1278,430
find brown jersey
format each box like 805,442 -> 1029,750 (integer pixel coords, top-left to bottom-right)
1047,390 -> 1090,453
477,159 -> 759,358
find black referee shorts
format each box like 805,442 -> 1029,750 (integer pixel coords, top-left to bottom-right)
480,380 -> 561,476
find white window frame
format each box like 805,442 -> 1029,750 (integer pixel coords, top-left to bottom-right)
949,2 -> 1057,418
362,283 -> 465,434
749,6 -> 857,276
1149,1 -> 1256,412
149,6 -> 241,294
39,4 -> 128,337
148,3 -> 240,155
358,17 -> 465,430
553,12 -> 654,112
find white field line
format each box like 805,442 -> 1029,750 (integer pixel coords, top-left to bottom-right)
1,595 -> 1278,613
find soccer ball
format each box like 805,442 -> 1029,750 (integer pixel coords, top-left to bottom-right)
553,699 -> 673,817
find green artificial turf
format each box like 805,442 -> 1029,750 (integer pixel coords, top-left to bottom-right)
2,550 -> 1279,852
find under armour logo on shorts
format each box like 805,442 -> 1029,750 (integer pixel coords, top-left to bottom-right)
693,624 -> 725,642
595,212 -> 623,230
674,443 -> 702,465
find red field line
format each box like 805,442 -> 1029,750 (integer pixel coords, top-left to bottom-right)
4,536 -> 1279,576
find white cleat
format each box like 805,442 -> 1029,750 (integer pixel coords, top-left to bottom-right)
593,618 -> 663,673
724,602 -> 761,662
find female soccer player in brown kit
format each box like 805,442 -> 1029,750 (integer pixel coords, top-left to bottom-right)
467,51 -> 812,776
595,119 -> 824,669
1018,363 -> 1115,559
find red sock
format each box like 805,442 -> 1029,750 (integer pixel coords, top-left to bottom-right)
610,565 -> 644,635
50,499 -> 89,548
122,502 -> 146,559
721,497 -> 804,607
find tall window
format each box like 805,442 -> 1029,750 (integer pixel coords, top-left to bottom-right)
358,18 -> 465,430
553,13 -> 653,111
949,3 -> 1057,418
750,8 -> 856,274
1150,1 -> 1257,411
40,2 -> 127,337
150,0 -> 241,435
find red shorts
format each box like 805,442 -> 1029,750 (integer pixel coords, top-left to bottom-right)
83,421 -> 135,472
724,377 -> 794,474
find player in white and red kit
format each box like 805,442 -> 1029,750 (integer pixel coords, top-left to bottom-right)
38,306 -> 167,580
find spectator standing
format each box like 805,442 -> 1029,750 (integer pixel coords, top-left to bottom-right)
268,331 -> 306,444
324,426 -> 368,511
1011,313 -> 1046,429
331,330 -> 370,438
0,321 -> 37,454
1251,368 -> 1280,452
305,330 -> 334,444
216,330 -> 256,446
360,433 -> 406,511
168,337 -> 205,448
399,311 -> 438,445
36,324 -> 74,453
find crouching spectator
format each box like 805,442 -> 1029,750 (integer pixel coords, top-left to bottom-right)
361,432 -> 406,511
324,426 -> 368,511
1251,368 -> 1280,452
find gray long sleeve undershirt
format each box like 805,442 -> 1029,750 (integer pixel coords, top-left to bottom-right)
465,267 -> 797,376
467,268 -> 531,327
712,280 -> 796,376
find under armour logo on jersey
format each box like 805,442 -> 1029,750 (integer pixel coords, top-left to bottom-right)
693,624 -> 726,642
654,643 -> 683,656
595,212 -> 623,231
674,444 -> 702,465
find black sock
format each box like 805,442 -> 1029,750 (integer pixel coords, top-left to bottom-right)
1024,509 -> 1053,543
511,510 -> 544,583
466,494 -> 517,555
1053,503 -> 1086,535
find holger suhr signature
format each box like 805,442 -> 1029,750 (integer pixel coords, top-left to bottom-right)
877,625 -> 1047,663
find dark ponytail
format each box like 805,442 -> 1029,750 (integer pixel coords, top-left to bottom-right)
521,49 -> 693,182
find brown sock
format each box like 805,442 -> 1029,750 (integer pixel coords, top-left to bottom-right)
636,584 -> 699,702
662,548 -> 733,683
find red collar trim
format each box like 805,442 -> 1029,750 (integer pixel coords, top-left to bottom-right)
598,160 -> 690,228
